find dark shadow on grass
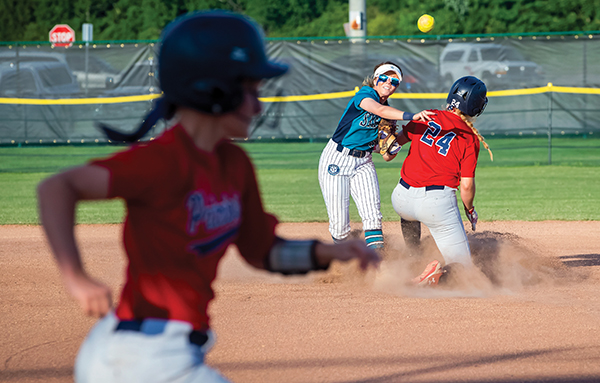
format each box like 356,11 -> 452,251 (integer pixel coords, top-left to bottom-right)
559,254 -> 600,267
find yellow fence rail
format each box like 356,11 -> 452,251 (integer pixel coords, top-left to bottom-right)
0,83 -> 598,105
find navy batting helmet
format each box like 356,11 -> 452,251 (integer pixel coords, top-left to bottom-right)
99,10 -> 288,143
446,76 -> 488,117
159,10 -> 288,115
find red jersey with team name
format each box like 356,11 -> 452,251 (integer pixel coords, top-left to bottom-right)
400,110 -> 480,189
90,124 -> 277,330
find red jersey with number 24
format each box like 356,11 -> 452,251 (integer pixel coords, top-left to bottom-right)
400,110 -> 480,189
90,124 -> 277,331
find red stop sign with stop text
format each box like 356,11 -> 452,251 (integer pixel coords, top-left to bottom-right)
49,24 -> 75,48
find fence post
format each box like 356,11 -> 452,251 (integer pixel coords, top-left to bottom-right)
547,82 -> 553,165
82,23 -> 93,95
583,37 -> 588,134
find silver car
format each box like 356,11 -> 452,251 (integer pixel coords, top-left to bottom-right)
440,42 -> 545,90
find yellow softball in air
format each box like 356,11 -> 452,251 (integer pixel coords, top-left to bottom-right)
417,14 -> 435,33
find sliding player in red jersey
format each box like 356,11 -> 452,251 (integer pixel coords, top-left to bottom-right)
390,76 -> 493,286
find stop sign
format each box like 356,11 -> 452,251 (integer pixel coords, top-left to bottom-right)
49,24 -> 75,48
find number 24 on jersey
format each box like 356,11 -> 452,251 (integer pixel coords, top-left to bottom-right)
419,121 -> 456,156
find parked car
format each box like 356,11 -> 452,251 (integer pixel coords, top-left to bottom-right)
64,52 -> 120,90
0,61 -> 80,97
439,43 -> 545,90
104,58 -> 159,96
0,50 -> 120,91
0,51 -> 68,67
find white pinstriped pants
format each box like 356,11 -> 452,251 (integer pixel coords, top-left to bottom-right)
318,139 -> 382,240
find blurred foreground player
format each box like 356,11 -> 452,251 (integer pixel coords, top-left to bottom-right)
37,11 -> 379,383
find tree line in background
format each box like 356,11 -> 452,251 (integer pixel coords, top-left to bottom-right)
1,0 -> 600,42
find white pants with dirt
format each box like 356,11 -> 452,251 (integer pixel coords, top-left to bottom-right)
391,180 -> 473,266
318,139 -> 382,244
75,312 -> 230,383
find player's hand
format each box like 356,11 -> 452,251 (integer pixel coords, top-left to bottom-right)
315,240 -> 381,270
64,273 -> 113,318
464,206 -> 478,231
413,110 -> 435,122
382,151 -> 397,162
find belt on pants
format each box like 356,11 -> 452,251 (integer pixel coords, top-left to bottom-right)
336,143 -> 371,158
115,320 -> 209,347
399,178 -> 445,191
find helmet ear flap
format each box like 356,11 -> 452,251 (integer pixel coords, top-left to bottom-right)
473,96 -> 488,117
191,79 -> 245,114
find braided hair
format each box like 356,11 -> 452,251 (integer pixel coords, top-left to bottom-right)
452,107 -> 493,161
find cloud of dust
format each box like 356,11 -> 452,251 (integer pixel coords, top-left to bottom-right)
367,231 -> 587,298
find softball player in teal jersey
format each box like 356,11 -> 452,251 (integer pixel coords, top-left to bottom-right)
318,62 -> 433,250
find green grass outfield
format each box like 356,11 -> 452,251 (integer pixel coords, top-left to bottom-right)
1,137 -> 599,224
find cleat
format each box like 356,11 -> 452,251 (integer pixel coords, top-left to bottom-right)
412,260 -> 444,286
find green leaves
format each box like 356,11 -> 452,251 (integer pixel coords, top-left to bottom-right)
1,0 -> 600,42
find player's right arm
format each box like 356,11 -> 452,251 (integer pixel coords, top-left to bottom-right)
313,240 -> 380,271
37,165 -> 113,318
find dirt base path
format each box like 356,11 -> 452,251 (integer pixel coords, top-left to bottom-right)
1,221 -> 599,382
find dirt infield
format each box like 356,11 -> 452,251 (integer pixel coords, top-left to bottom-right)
1,221 -> 599,383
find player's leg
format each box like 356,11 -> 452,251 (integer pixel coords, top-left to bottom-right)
390,180 -> 420,221
318,140 -> 353,242
391,182 -> 423,255
401,218 -> 421,252
350,158 -> 383,249
74,311 -> 118,382
415,188 -> 473,266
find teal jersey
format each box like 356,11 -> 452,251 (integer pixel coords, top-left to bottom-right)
332,86 -> 386,151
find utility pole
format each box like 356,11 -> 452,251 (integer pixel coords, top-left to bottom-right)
348,0 -> 367,67
348,0 -> 366,41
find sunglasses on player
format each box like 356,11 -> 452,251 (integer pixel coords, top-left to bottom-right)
377,74 -> 400,87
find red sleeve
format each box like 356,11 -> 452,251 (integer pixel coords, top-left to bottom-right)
402,120 -> 429,141
90,142 -> 175,204
233,148 -> 278,269
401,121 -> 416,141
460,137 -> 480,178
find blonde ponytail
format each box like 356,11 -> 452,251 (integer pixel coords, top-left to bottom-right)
454,109 -> 493,161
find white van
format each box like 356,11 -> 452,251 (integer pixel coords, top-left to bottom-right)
440,43 -> 544,90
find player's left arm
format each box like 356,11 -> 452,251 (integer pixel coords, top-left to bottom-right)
459,177 -> 475,211
460,138 -> 480,212
460,177 -> 478,230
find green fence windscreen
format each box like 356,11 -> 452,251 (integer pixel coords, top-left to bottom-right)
0,35 -> 599,144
